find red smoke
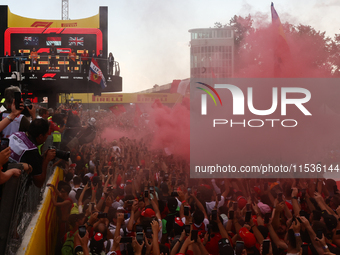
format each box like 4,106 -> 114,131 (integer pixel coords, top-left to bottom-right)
148,99 -> 190,160
100,99 -> 190,160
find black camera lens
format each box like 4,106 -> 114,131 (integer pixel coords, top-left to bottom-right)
55,149 -> 70,161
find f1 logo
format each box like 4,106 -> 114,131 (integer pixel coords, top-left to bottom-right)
31,22 -> 53,28
42,73 -> 56,78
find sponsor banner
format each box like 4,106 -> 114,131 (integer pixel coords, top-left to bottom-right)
7,8 -> 99,28
60,93 -> 182,104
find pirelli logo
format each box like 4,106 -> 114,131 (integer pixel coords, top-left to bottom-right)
61,23 -> 77,27
30,22 -> 53,28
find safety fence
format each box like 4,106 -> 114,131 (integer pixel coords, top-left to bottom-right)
0,165 -> 62,255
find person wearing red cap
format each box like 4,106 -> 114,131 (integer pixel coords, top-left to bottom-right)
180,193 -> 209,233
204,211 -> 232,255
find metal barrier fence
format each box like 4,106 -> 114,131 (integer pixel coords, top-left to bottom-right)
0,56 -> 120,76
0,163 -> 56,255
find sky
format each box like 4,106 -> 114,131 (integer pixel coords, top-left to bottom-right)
3,0 -> 340,93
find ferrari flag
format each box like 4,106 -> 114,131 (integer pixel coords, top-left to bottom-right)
89,58 -> 107,89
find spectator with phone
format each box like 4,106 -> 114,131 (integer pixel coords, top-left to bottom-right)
1,86 -> 36,139
9,119 -> 56,188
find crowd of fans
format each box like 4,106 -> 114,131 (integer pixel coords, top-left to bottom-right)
1,86 -> 340,255
50,108 -> 340,255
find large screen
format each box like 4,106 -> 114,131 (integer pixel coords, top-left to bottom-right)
5,27 -> 102,55
4,27 -> 103,72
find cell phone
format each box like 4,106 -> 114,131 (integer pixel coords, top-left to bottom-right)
87,180 -> 91,187
313,210 -> 322,221
144,190 -> 149,198
146,227 -> 152,238
136,232 -> 144,244
301,243 -> 309,255
264,212 -> 271,224
233,202 -> 238,211
136,225 -> 143,233
229,201 -> 233,209
245,211 -> 251,223
316,229 -> 323,239
217,193 -> 222,201
185,225 -> 191,235
262,239 -> 270,255
246,203 -> 251,211
164,173 -> 169,181
336,229 -> 340,235
191,230 -> 198,242
212,209 -> 217,221
299,210 -> 308,218
0,138 -> 9,151
14,91 -> 21,110
120,236 -> 133,243
229,210 -> 234,220
97,212 -> 108,219
78,225 -> 86,238
127,200 -> 134,205
236,241 -> 245,255
184,206 -> 190,216
149,186 -> 154,193
277,192 -> 283,202
187,188 -> 192,196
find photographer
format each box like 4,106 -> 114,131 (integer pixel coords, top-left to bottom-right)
9,119 -> 56,188
1,86 -> 36,138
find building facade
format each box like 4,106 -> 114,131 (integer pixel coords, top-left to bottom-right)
189,27 -> 234,78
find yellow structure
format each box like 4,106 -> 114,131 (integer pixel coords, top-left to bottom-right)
8,8 -> 99,28
24,168 -> 63,255
61,93 -> 183,104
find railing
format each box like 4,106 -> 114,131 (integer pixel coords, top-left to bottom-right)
0,162 -> 56,255
0,56 -> 120,76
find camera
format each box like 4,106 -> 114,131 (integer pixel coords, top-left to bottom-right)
22,99 -> 33,117
49,146 -> 70,161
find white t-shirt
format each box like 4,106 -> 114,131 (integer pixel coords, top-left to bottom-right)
182,217 -> 209,231
112,146 -> 121,153
205,196 -> 225,215
85,172 -> 94,178
69,187 -> 81,203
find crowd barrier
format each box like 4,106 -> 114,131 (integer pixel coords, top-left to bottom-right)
0,164 -> 61,255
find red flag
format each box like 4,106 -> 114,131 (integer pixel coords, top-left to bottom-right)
170,80 -> 181,93
89,58 -> 107,89
134,104 -> 142,126
109,105 -> 126,116
271,2 -> 290,76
